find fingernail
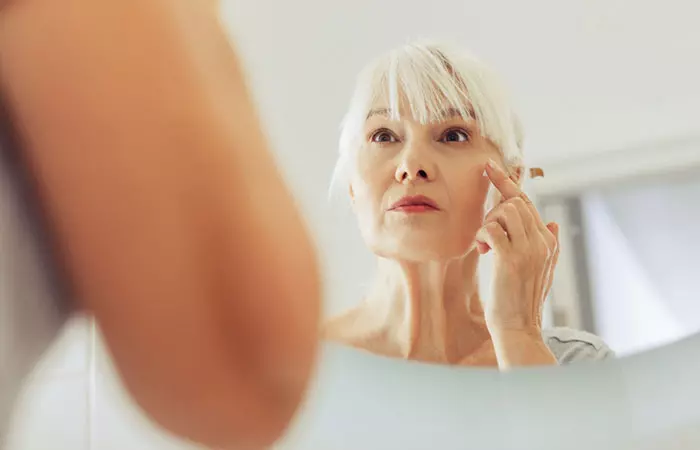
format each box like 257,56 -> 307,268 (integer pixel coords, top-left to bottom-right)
487,159 -> 497,169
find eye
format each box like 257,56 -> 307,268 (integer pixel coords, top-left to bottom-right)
440,128 -> 470,143
370,129 -> 399,144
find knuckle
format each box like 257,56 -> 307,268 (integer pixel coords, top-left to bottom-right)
486,222 -> 503,235
504,203 -> 518,215
486,205 -> 504,221
482,223 -> 495,235
511,197 -> 526,208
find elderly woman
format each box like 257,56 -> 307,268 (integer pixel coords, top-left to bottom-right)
324,41 -> 614,368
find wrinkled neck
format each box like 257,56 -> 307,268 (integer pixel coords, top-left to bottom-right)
364,250 -> 488,363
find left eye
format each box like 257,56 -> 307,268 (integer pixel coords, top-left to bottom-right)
440,129 -> 470,143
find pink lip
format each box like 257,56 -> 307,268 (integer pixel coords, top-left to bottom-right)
389,195 -> 440,213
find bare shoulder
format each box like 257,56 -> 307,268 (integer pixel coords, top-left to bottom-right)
542,327 -> 615,364
322,307 -> 402,360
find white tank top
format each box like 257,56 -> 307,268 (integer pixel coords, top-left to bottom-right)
0,122 -> 71,444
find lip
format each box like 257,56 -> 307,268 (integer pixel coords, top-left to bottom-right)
388,195 -> 440,212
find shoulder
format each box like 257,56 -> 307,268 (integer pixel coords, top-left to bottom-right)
321,308 -> 372,347
321,310 -> 358,340
541,327 -> 615,364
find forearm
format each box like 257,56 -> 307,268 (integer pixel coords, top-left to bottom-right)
0,0 -> 319,447
491,329 -> 558,370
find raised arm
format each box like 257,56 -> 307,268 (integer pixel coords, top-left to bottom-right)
0,0 -> 320,448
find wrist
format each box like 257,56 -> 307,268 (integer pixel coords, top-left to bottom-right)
489,327 -> 557,369
489,326 -> 542,343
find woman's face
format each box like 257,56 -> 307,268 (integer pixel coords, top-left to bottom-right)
349,103 -> 506,262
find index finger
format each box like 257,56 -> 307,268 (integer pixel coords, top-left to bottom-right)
485,159 -> 524,201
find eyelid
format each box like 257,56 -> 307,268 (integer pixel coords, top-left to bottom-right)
369,127 -> 399,142
440,127 -> 471,141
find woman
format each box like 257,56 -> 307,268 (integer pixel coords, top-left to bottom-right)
324,41 -> 614,369
0,1 -> 319,449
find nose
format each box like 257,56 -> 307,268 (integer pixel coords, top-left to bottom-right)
394,146 -> 435,183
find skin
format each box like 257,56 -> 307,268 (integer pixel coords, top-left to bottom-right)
0,0 -> 320,448
324,103 -> 560,369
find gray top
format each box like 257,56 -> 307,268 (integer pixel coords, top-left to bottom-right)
0,121 -> 71,445
543,327 -> 615,363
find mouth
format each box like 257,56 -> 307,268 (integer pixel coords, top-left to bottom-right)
388,195 -> 440,213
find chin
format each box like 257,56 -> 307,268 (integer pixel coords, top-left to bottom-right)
379,234 -> 468,262
363,223 -> 478,261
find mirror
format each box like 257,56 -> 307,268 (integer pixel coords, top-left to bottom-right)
218,0 -> 700,373
231,13 -> 700,370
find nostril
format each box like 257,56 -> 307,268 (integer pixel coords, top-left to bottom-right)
417,169 -> 428,178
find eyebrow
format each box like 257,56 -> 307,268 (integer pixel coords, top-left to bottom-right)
365,107 -> 474,121
366,108 -> 391,119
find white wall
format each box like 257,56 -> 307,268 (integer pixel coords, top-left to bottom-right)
5,317 -> 92,450
581,175 -> 700,357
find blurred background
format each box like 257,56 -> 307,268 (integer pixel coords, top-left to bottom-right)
536,142 -> 700,357
5,0 -> 700,448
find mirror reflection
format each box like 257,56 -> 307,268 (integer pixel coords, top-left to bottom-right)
322,41 -> 613,368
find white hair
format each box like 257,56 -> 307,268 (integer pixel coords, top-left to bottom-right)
330,40 -> 524,195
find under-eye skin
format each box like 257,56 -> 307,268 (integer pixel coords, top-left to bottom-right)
439,127 -> 471,143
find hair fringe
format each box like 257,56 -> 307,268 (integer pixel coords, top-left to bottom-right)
329,40 -> 524,199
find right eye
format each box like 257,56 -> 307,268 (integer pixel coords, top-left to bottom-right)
370,129 -> 398,144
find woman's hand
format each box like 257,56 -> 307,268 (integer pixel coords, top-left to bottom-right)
475,159 -> 561,368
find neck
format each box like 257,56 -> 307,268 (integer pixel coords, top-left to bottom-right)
363,250 -> 491,364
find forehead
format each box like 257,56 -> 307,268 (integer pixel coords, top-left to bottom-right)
364,100 -> 474,129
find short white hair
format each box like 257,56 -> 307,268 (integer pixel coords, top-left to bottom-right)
330,40 -> 524,195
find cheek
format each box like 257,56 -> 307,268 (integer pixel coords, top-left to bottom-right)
351,173 -> 381,208
351,154 -> 393,214
448,164 -> 490,212
445,166 -> 491,240
350,176 -> 386,235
